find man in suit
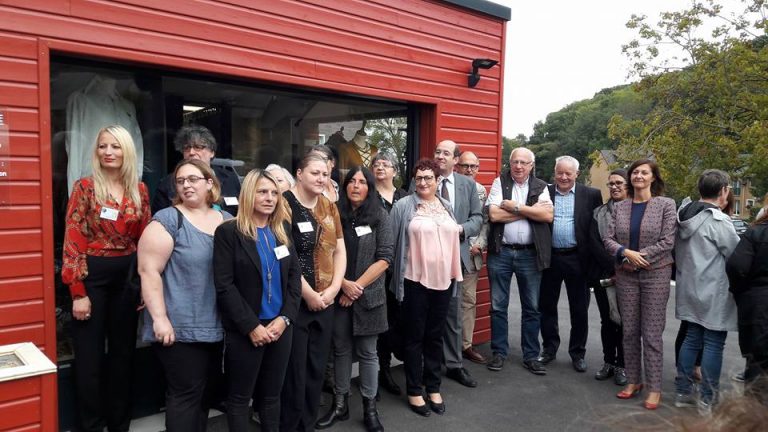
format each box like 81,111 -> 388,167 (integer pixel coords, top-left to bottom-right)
485,147 -> 553,375
538,156 -> 603,373
433,140 -> 483,387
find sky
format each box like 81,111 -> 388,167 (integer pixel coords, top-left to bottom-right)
490,0 -> 694,137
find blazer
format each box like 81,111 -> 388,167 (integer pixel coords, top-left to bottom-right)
603,196 -> 677,271
547,183 -> 603,267
213,220 -> 302,337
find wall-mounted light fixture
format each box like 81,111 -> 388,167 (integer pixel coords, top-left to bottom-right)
468,58 -> 499,88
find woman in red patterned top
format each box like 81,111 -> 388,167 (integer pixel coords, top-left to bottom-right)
62,125 -> 150,432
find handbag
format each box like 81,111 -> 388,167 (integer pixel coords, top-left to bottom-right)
600,278 -> 622,325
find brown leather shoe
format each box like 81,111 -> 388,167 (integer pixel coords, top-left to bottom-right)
462,347 -> 487,364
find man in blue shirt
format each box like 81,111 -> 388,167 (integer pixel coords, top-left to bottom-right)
538,156 -> 603,373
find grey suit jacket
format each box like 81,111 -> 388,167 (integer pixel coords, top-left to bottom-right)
452,173 -> 484,271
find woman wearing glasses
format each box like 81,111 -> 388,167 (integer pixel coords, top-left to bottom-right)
138,159 -> 233,431
587,169 -> 629,386
603,159 -> 677,410
390,158 -> 463,417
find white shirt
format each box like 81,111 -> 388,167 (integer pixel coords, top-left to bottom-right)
438,172 -> 456,211
487,176 -> 551,245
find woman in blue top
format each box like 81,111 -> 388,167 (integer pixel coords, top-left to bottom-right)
213,170 -> 302,432
138,159 -> 232,432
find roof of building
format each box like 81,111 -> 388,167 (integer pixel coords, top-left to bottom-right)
599,149 -> 617,164
443,0 -> 511,21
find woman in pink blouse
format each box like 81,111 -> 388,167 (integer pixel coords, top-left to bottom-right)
389,158 -> 462,417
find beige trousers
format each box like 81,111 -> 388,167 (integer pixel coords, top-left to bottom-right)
461,270 -> 479,350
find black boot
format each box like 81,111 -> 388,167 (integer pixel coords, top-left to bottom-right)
315,393 -> 349,429
379,367 -> 401,395
363,397 -> 384,432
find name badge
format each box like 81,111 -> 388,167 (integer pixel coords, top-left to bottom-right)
274,245 -> 290,260
223,196 -> 239,206
298,221 -> 314,233
355,225 -> 372,237
100,206 -> 119,221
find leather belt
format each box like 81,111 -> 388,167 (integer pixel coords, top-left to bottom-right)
502,243 -> 535,250
552,247 -> 578,255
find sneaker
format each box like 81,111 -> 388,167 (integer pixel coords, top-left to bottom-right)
674,393 -> 697,408
614,367 -> 628,386
595,363 -> 614,380
731,371 -> 745,383
697,400 -> 712,416
487,353 -> 504,372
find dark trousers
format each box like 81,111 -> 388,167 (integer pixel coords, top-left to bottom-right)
539,252 -> 590,360
226,325 -> 293,432
154,341 -> 223,432
377,284 -> 404,368
280,304 -> 334,432
592,283 -> 624,367
402,279 -> 451,396
675,320 -> 702,367
71,254 -> 137,432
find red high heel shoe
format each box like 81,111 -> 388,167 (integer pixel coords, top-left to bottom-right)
644,392 -> 661,410
616,384 -> 644,399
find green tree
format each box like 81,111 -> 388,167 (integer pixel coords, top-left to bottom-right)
610,0 -> 768,200
366,117 -> 407,186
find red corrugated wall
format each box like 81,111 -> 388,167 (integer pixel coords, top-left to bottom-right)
0,1 -> 505,429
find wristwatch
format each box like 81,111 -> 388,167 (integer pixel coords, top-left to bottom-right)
280,315 -> 291,327
513,203 -> 521,215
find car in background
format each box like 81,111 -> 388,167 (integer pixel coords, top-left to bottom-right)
731,217 -> 748,235
211,158 -> 246,184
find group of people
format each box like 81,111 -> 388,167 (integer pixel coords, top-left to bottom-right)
61,123 -> 767,432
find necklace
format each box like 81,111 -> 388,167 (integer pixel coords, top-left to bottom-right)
256,227 -> 277,303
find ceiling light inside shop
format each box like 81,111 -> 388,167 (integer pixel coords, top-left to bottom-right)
183,105 -> 207,112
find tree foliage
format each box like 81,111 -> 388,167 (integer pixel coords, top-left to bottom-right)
610,0 -> 768,200
366,117 -> 407,185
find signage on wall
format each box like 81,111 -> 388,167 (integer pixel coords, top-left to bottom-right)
0,109 -> 8,206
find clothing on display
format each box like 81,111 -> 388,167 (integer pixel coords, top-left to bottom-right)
338,129 -> 377,171
65,75 -> 144,194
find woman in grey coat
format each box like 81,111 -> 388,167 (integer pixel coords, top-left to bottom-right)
317,166 -> 393,432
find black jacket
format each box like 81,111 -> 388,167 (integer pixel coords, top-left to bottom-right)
213,221 -> 302,336
152,164 -> 241,215
726,222 -> 768,298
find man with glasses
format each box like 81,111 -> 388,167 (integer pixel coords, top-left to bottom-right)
431,140 -> 483,387
456,151 -> 489,364
538,156 -> 603,374
151,125 -> 241,215
485,148 -> 553,375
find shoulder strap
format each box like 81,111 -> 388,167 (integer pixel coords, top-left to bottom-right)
173,207 -> 184,241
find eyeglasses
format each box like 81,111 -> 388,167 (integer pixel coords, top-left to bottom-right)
372,162 -> 393,169
510,160 -> 532,166
175,175 -> 206,186
457,163 -> 479,170
414,175 -> 436,184
606,182 -> 626,189
182,144 -> 211,152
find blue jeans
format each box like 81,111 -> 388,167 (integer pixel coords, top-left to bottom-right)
675,322 -> 728,404
487,247 -> 542,361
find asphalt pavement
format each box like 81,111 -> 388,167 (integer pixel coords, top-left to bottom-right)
195,281 -> 744,432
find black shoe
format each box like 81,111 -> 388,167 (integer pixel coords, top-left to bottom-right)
537,352 -> 556,365
428,398 -> 446,415
363,397 -> 384,432
572,358 -> 587,373
595,363 -> 615,380
315,393 -> 349,429
446,367 -> 477,388
408,400 -> 431,417
522,359 -> 547,375
614,367 -> 628,386
379,367 -> 402,395
487,353 -> 504,372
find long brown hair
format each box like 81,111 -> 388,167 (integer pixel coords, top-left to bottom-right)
626,159 -> 665,198
235,169 -> 291,246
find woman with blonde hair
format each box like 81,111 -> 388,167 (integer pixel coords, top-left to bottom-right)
138,159 -> 232,432
62,125 -> 150,432
214,170 -> 302,432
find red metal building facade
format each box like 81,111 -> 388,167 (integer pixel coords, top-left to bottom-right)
0,0 -> 508,429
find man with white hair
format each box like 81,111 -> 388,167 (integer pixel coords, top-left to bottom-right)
485,147 -> 553,374
538,156 -> 603,373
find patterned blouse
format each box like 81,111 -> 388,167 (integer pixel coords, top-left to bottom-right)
61,177 -> 151,298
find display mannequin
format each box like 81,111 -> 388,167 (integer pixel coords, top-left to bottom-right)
337,129 -> 377,174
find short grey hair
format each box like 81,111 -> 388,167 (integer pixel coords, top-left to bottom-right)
555,155 -> 579,172
265,163 -> 296,187
174,125 -> 217,152
510,147 -> 535,163
371,151 -> 399,173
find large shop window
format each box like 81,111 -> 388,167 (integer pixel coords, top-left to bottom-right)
49,55 -> 417,419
